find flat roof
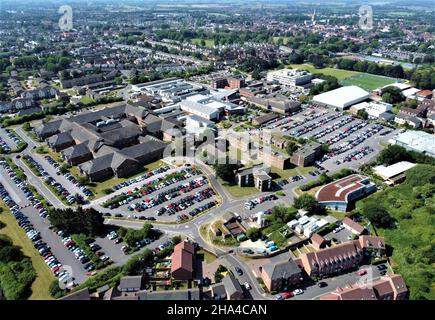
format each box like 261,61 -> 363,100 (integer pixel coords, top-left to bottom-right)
373,161 -> 416,179
312,86 -> 370,108
393,130 -> 435,156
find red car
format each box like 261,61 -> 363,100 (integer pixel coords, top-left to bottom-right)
357,269 -> 367,276
282,292 -> 294,299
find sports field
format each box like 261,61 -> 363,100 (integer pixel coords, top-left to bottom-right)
289,64 -> 361,80
340,74 -> 397,91
191,38 -> 215,48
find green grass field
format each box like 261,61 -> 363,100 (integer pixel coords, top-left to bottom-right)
191,38 -> 215,48
340,74 -> 397,91
289,64 -> 361,80
272,37 -> 291,45
0,207 -> 54,300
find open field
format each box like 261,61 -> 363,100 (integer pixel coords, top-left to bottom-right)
340,74 -> 397,91
191,38 -> 215,48
0,207 -> 54,300
272,36 -> 290,45
289,64 -> 361,80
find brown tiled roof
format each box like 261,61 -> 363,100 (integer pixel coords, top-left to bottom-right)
171,241 -> 195,274
310,233 -> 326,246
320,284 -> 377,300
316,174 -> 369,203
342,217 -> 365,234
300,242 -> 361,272
358,235 -> 385,250
389,274 -> 408,296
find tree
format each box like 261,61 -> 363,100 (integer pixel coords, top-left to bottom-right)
381,86 -> 404,104
357,109 -> 369,120
48,207 -> 104,237
361,201 -> 394,228
246,227 -> 262,241
212,159 -> 240,183
122,249 -> 153,276
294,194 -> 325,215
272,205 -> 298,224
172,235 -> 182,245
22,122 -> 32,131
285,141 -> 298,156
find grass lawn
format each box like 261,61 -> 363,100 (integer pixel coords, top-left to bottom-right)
327,210 -> 347,220
79,96 -> 94,105
197,249 -> 217,264
0,208 -> 54,300
91,160 -> 165,198
271,166 -> 314,181
191,38 -> 215,48
222,183 -> 260,198
288,64 -> 361,80
272,36 -> 290,45
340,74 -> 397,91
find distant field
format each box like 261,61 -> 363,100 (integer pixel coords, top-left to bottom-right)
191,38 -> 215,48
289,64 -> 361,80
340,74 -> 397,91
272,37 -> 291,45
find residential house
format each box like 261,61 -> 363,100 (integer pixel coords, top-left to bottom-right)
171,241 -> 195,280
221,275 -> 244,300
260,259 -> 303,292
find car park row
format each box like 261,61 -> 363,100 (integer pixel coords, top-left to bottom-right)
44,155 -> 93,198
103,165 -> 203,209
290,112 -> 341,137
23,155 -> 77,204
244,194 -> 278,210
112,165 -> 171,191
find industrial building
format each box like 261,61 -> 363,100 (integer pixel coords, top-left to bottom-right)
373,161 -> 417,185
349,101 -> 393,119
390,130 -> 435,157
312,86 -> 371,110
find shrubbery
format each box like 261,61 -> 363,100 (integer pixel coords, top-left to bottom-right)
0,235 -> 36,300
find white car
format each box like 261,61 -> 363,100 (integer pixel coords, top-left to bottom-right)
243,282 -> 251,290
293,289 -> 303,295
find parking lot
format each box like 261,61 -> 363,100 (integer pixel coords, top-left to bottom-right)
23,154 -> 79,204
268,105 -> 398,173
0,160 -> 88,284
101,164 -> 220,222
0,128 -> 20,152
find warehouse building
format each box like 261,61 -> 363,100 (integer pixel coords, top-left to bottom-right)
373,161 -> 417,185
390,130 -> 435,157
312,86 -> 371,110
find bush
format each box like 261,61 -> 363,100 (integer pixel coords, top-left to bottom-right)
246,227 -> 262,241
0,235 -> 36,300
49,280 -> 67,299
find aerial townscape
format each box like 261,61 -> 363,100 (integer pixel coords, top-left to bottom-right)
0,0 -> 434,308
